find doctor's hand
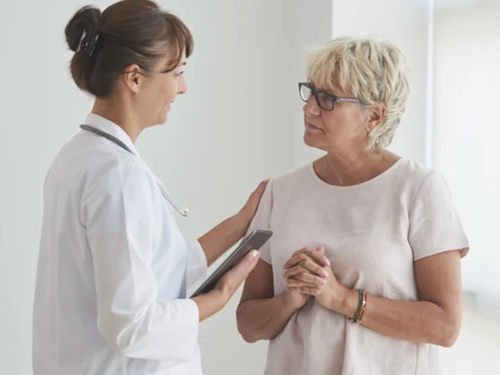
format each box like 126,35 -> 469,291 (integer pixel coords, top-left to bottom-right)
192,250 -> 260,322
239,180 -> 269,225
198,180 -> 268,268
216,249 -> 261,302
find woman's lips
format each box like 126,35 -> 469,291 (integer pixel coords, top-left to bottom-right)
305,122 -> 322,131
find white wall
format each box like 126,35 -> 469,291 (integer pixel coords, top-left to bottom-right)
433,1 -> 500,373
0,2 -> 95,374
287,0 -> 334,167
441,293 -> 500,374
434,0 -> 500,309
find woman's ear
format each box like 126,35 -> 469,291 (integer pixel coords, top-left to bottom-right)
122,64 -> 142,94
366,103 -> 387,132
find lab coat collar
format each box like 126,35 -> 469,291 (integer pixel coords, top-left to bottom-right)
83,113 -> 141,158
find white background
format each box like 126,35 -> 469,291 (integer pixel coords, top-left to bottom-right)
433,0 -> 500,371
0,0 -> 498,374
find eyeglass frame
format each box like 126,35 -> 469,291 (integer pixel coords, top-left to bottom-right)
298,82 -> 363,111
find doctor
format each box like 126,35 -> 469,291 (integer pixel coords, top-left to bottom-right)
32,1 -> 265,375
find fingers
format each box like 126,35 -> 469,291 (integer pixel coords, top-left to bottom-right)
242,180 -> 270,219
237,249 -> 260,276
284,256 -> 329,278
296,286 -> 321,296
218,250 -> 260,297
283,277 -> 319,290
224,250 -> 260,284
284,246 -> 330,269
284,279 -> 321,295
252,180 -> 269,198
288,286 -> 321,296
290,246 -> 315,257
307,246 -> 330,267
282,266 -> 327,286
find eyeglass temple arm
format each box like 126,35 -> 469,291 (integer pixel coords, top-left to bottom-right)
336,97 -> 362,103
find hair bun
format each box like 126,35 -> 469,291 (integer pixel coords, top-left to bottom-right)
65,6 -> 102,52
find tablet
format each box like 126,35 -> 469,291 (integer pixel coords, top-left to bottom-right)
190,229 -> 273,298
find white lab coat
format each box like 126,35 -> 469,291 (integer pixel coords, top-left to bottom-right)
33,113 -> 208,375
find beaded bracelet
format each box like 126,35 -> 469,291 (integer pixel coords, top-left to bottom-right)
350,290 -> 364,323
356,291 -> 367,324
358,292 -> 368,324
350,290 -> 367,324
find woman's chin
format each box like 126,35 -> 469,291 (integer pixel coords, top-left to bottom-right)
157,105 -> 171,125
303,132 -> 321,148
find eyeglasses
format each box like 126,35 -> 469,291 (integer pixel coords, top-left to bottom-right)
298,82 -> 362,111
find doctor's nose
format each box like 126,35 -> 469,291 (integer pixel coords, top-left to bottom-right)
178,75 -> 187,95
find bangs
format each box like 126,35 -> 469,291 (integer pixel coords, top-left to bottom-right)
162,12 -> 194,72
305,42 -> 363,97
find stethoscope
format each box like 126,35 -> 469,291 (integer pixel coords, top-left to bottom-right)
80,125 -> 189,217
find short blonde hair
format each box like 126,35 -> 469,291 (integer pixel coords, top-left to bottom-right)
306,36 -> 410,151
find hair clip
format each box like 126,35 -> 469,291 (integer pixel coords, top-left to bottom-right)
76,28 -> 100,56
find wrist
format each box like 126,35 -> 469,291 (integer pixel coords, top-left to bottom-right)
234,210 -> 251,236
281,289 -> 304,312
331,286 -> 358,318
191,288 -> 228,322
211,288 -> 229,311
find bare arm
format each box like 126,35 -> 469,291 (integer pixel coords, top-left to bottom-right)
237,248 -> 330,343
338,250 -> 463,347
198,181 -> 268,267
285,249 -> 465,347
236,260 -> 300,343
198,213 -> 248,267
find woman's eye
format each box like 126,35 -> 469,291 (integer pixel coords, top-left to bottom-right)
319,93 -> 334,104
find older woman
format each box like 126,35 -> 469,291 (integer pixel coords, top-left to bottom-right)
236,37 -> 469,375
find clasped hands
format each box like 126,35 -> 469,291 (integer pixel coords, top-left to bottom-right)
282,246 -> 348,312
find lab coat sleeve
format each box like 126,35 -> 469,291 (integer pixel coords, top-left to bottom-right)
82,162 -> 200,362
185,240 -> 208,297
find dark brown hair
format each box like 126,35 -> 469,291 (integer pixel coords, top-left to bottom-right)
65,0 -> 193,97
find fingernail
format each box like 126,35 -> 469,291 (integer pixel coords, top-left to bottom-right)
251,250 -> 258,258
326,259 -> 331,266
319,279 -> 327,285
321,270 -> 328,278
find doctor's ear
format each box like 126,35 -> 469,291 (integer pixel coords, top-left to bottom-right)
122,64 -> 143,93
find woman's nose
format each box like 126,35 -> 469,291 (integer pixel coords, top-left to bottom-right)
303,96 -> 320,116
178,76 -> 187,95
